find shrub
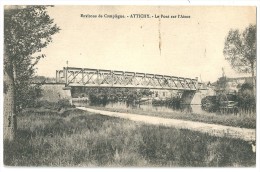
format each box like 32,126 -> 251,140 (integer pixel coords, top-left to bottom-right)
201,96 -> 218,112
34,99 -> 74,111
56,99 -> 74,110
15,84 -> 43,112
237,82 -> 256,113
152,97 -> 181,109
89,93 -> 108,106
237,90 -> 255,112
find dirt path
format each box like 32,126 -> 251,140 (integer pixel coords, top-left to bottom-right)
77,107 -> 255,142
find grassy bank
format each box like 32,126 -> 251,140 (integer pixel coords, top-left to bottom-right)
4,108 -> 255,167
83,105 -> 256,129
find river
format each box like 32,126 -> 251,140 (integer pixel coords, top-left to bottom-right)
73,100 -> 214,115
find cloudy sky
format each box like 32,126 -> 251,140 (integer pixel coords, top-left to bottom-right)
36,6 -> 256,82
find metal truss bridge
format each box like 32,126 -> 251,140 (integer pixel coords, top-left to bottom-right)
56,67 -> 206,90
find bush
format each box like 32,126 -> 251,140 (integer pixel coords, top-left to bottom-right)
89,94 -> 108,106
34,99 -> 74,111
202,84 -> 256,114
87,88 -> 150,107
15,84 -> 43,112
201,96 -> 219,112
56,99 -> 73,110
237,88 -> 255,112
152,97 -> 181,109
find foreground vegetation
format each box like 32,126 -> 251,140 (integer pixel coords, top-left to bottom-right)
82,105 -> 256,129
4,108 -> 255,167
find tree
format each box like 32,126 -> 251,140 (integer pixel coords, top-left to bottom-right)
223,24 -> 256,94
4,6 -> 60,141
215,76 -> 228,93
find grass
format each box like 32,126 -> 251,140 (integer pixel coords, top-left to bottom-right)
83,105 -> 256,129
4,108 -> 255,167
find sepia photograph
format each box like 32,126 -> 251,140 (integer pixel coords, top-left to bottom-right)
2,4 -> 257,168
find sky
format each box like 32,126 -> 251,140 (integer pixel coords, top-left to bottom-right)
36,6 -> 256,82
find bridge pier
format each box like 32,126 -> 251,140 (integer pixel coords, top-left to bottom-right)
181,90 -> 196,105
181,90 -> 208,105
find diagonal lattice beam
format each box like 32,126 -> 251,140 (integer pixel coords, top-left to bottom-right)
57,67 -> 203,91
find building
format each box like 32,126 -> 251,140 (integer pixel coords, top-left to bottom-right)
213,76 -> 255,95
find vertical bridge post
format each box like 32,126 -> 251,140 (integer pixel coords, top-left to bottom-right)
64,67 -> 68,86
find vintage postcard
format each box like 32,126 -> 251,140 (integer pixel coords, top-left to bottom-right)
2,5 -> 257,168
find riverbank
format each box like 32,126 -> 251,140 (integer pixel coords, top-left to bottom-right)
4,108 -> 255,167
79,105 -> 256,129
77,107 -> 255,142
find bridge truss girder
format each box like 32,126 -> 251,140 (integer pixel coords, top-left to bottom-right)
56,67 -> 199,91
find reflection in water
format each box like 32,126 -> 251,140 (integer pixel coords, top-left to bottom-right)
106,102 -> 206,114
75,101 -> 213,115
